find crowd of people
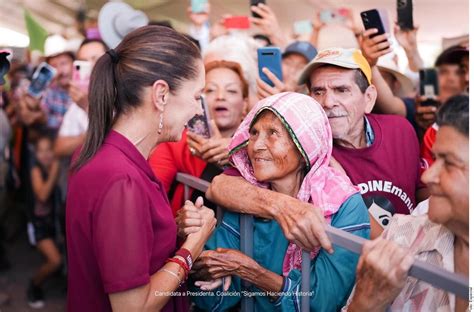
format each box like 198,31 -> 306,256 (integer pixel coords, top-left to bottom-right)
0,1 -> 469,311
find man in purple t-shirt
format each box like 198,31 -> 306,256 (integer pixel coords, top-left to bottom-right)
296,48 -> 426,233
207,48 -> 428,247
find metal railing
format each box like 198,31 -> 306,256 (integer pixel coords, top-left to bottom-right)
176,173 -> 469,311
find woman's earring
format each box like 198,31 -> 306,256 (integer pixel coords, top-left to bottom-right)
158,113 -> 164,134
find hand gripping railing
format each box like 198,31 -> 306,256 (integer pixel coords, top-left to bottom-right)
175,173 -> 469,312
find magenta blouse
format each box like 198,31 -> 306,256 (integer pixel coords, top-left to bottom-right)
66,130 -> 186,312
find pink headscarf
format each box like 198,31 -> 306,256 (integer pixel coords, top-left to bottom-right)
228,92 -> 358,275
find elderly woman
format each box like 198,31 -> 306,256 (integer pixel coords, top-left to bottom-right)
149,60 -> 248,216
189,92 -> 370,311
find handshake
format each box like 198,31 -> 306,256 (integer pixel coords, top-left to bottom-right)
176,196 -> 216,240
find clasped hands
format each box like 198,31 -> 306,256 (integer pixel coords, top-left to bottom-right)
176,198 -> 252,291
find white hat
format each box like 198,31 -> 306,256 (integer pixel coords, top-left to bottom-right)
377,55 -> 414,97
317,24 -> 360,50
44,34 -> 74,58
98,1 -> 149,49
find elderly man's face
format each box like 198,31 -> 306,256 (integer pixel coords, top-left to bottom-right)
248,111 -> 303,184
421,126 -> 469,229
309,66 -> 374,143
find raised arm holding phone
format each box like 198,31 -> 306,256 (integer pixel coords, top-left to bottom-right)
250,3 -> 289,49
256,42 -> 318,99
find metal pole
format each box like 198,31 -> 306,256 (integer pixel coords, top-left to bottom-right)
301,251 -> 311,311
240,214 -> 254,311
175,174 -> 470,300
184,184 -> 189,201
176,173 -> 210,193
325,225 -> 469,299
216,205 -> 223,225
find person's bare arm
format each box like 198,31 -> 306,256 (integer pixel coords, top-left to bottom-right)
206,174 -> 333,252
207,174 -> 285,218
54,134 -> 86,157
359,28 -> 407,116
109,262 -> 186,312
394,25 -> 424,72
371,66 -> 407,116
404,46 -> 424,73
250,4 -> 289,49
308,10 -> 324,48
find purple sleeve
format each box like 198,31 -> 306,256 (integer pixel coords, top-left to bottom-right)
92,176 -> 153,293
223,167 -> 241,177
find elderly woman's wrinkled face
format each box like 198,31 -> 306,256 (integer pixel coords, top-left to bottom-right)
421,125 -> 469,230
248,111 -> 303,183
205,67 -> 247,135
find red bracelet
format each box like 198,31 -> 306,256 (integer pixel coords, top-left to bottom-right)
175,248 -> 193,269
166,257 -> 189,280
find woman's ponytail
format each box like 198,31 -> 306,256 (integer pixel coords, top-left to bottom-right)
72,52 -> 117,171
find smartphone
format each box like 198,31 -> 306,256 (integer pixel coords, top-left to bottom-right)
419,68 -> 440,106
397,0 -> 414,30
258,47 -> 283,87
293,20 -> 313,35
27,62 -> 56,98
360,9 -> 390,38
187,95 -> 213,138
72,60 -> 92,92
191,0 -> 207,13
319,9 -> 334,24
250,0 -> 266,18
223,16 -> 251,29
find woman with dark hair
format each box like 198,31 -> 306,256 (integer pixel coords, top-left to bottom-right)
66,25 -> 216,312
